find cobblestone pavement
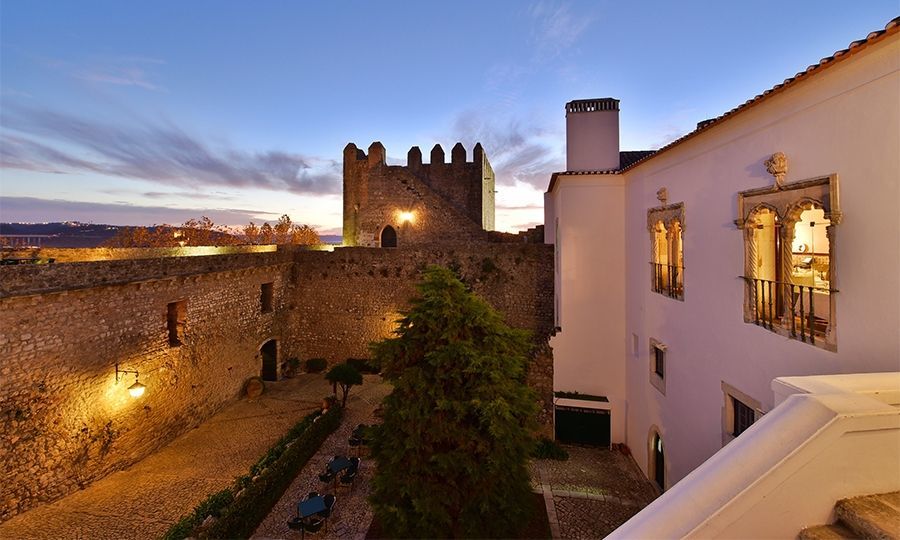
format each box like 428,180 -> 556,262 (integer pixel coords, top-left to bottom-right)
530,446 -> 658,539
252,375 -> 390,540
0,374 -> 335,540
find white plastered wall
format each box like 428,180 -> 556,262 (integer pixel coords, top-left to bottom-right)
621,35 -> 900,485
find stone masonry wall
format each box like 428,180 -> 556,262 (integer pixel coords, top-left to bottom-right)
0,242 -> 553,521
0,257 -> 294,521
288,244 -> 554,430
342,142 -> 495,247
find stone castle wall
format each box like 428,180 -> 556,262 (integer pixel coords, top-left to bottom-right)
0,244 -> 553,521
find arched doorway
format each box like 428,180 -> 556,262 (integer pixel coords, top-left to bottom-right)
649,430 -> 666,491
261,339 -> 278,381
380,225 -> 397,248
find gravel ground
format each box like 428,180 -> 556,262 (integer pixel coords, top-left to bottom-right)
253,375 -> 390,540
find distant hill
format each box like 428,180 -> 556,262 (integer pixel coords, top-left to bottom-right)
0,222 -> 122,247
1,222 -> 343,248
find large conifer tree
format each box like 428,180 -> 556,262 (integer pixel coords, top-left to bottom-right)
369,266 -> 538,538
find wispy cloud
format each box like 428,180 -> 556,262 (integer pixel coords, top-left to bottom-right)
528,1 -> 594,61
74,66 -> 165,91
451,109 -> 563,190
0,196 -> 281,226
0,104 -> 342,195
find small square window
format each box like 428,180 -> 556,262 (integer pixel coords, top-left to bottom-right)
649,339 -> 666,395
167,300 -> 186,347
261,282 -> 274,313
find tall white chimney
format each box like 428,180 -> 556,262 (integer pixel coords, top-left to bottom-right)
565,98 -> 620,172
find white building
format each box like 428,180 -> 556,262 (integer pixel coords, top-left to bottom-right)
545,17 -> 899,497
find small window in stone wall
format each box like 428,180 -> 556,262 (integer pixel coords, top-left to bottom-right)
167,300 -> 186,347
721,381 -> 762,446
261,282 -> 274,313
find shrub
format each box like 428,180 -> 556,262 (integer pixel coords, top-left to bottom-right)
346,357 -> 381,374
532,437 -> 569,460
305,358 -> 327,373
325,363 -> 363,407
162,406 -> 343,539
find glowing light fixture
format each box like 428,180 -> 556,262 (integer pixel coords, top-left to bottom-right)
115,363 -> 146,398
398,211 -> 415,224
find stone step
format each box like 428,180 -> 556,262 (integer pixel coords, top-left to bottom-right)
835,491 -> 900,539
798,523 -> 857,540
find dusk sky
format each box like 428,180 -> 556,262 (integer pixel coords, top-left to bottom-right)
1,1 -> 896,235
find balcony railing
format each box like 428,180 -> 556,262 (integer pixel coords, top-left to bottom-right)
740,277 -> 837,345
651,263 -> 684,299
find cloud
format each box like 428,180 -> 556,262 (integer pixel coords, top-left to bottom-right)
451,109 -> 563,190
74,66 -> 165,92
0,104 -> 341,195
528,1 -> 594,60
496,203 -> 544,211
0,196 -> 282,226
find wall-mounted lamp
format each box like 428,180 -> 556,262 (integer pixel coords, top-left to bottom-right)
398,211 -> 415,224
116,363 -> 146,398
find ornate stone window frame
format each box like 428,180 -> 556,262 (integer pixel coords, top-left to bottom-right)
647,199 -> 685,300
735,156 -> 841,351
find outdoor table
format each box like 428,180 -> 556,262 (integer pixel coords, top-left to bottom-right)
298,495 -> 326,518
327,455 -> 351,474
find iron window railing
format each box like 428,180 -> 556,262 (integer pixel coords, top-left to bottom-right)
651,262 -> 684,299
740,276 -> 837,345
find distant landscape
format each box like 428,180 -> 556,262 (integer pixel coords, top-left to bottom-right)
0,222 -> 341,248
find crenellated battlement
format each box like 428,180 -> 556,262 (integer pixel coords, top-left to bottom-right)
344,141 -> 487,167
342,141 -> 496,246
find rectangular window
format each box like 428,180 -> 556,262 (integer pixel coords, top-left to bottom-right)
732,397 -> 756,437
649,338 -> 666,395
654,346 -> 665,378
721,382 -> 761,445
167,300 -> 186,347
261,282 -> 274,313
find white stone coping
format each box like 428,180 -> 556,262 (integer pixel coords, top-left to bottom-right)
554,397 -> 612,411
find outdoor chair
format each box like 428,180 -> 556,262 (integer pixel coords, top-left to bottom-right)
303,515 -> 325,534
305,491 -> 320,501
322,494 -> 337,518
287,516 -> 304,531
339,457 -> 360,491
318,469 -> 335,483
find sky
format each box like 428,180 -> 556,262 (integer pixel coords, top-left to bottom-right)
1,1 -> 896,235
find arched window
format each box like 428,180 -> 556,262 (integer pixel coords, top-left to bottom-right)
380,225 -> 397,248
736,168 -> 839,350
647,202 -> 685,300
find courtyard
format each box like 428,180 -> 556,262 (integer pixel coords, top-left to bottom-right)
0,368 -> 655,540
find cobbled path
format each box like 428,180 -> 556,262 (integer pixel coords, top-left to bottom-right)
530,445 -> 658,539
0,374 -> 333,540
253,376 -> 390,540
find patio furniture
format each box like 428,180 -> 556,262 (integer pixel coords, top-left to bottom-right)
327,455 -> 352,474
339,457 -> 360,491
322,494 -> 337,518
291,495 -> 327,539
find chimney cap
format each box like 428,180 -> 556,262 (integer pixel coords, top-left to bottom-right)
566,98 -> 619,113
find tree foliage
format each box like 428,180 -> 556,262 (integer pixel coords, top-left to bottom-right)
103,214 -> 321,247
369,266 -> 538,538
324,363 -> 363,407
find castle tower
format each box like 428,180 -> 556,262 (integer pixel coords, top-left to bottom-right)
566,98 -> 620,171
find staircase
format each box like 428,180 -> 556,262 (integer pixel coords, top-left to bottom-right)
799,492 -> 900,539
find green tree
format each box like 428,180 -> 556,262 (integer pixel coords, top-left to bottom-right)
369,266 -> 538,538
324,363 -> 363,407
